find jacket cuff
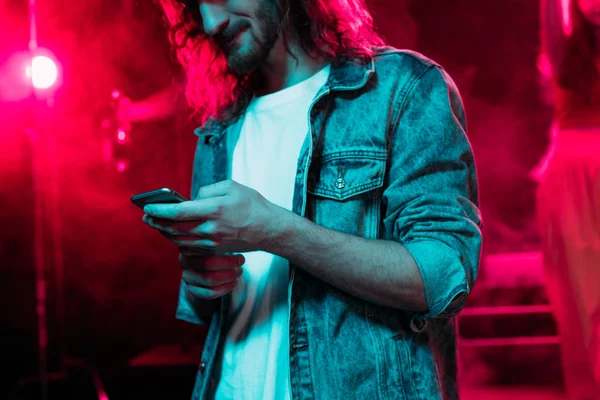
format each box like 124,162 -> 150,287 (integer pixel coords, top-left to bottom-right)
175,280 -> 210,325
403,240 -> 469,324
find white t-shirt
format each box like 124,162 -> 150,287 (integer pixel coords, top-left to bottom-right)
213,64 -> 331,400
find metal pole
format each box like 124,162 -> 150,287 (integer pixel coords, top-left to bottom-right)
28,0 -> 38,51
30,116 -> 49,400
27,1 -> 48,399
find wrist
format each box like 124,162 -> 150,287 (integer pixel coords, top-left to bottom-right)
261,205 -> 296,256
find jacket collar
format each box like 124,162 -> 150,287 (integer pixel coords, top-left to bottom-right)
194,56 -> 376,142
327,56 -> 375,92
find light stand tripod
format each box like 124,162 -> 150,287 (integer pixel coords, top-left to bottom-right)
10,1 -> 108,399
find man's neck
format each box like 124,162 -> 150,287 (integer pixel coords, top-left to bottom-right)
256,38 -> 327,96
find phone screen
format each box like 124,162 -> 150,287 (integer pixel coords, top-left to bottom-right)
130,188 -> 188,210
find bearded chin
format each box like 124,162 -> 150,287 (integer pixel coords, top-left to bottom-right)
225,26 -> 280,76
226,49 -> 265,76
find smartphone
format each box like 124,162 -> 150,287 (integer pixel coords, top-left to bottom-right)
130,188 -> 188,210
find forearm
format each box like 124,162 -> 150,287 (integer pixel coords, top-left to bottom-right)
264,208 -> 428,312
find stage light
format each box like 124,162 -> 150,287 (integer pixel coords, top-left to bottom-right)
30,55 -> 59,90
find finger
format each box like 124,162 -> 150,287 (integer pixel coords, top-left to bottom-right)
182,268 -> 243,288
178,253 -> 245,270
195,180 -> 234,200
179,247 -> 215,257
143,198 -> 224,221
155,230 -> 218,250
144,216 -> 214,237
156,230 -> 188,244
186,280 -> 238,301
172,237 -> 221,249
178,253 -> 245,271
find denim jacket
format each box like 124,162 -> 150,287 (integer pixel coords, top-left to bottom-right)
175,47 -> 482,400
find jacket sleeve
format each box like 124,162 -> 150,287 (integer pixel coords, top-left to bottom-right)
382,65 -> 483,322
175,279 -> 216,325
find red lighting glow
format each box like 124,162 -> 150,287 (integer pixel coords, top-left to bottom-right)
116,160 -> 129,173
117,129 -> 127,142
0,52 -> 34,101
562,0 -> 572,37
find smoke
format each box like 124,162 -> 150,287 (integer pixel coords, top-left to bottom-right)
1,0 -> 197,368
1,0 -> 556,381
41,0 -> 194,356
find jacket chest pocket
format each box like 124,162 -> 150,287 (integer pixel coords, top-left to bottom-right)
306,151 -> 387,239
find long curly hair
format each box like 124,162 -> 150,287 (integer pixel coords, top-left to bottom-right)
157,0 -> 384,125
557,0 -> 599,101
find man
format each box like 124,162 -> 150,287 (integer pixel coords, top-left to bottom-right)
143,0 -> 482,399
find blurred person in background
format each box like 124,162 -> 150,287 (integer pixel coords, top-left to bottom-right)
141,0 -> 482,399
535,0 -> 600,398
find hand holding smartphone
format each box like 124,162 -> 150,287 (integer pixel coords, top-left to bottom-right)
130,188 -> 188,209
132,188 -> 243,305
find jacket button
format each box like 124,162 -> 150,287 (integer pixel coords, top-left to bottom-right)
335,167 -> 346,189
199,361 -> 206,371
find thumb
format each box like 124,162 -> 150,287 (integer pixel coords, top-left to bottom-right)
195,180 -> 232,200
